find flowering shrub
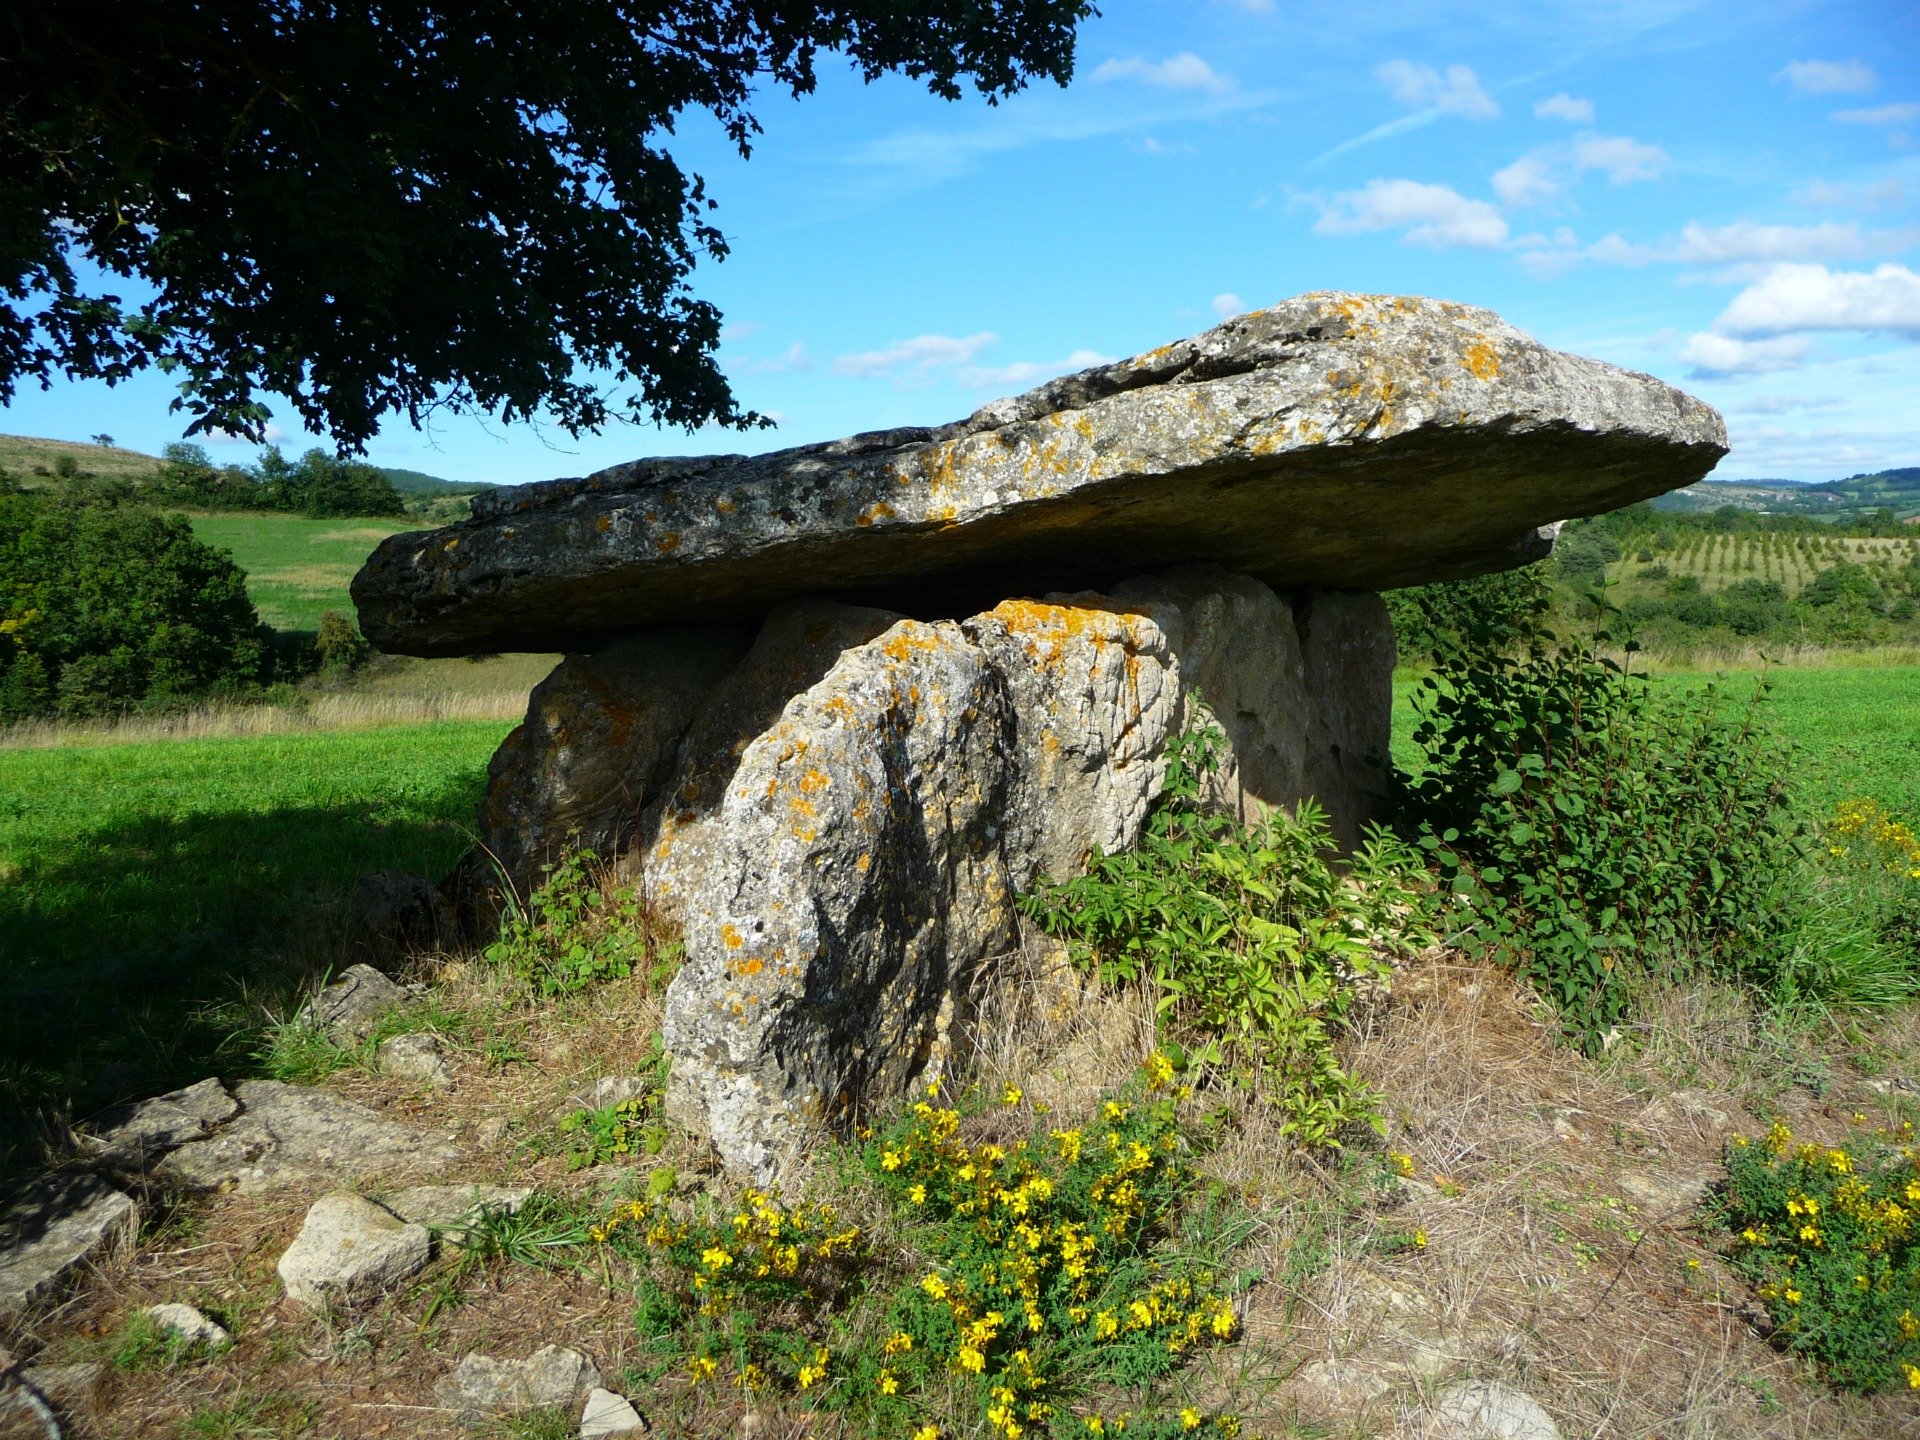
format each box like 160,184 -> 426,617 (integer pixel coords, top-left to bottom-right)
1722,1119 -> 1920,1392
591,1057 -> 1245,1437
1826,799 -> 1920,954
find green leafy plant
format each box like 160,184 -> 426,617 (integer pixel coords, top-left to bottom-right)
1022,721 -> 1430,1144
1402,634 -> 1802,1052
560,1095 -> 667,1170
484,849 -> 680,997
1720,1118 -> 1920,1392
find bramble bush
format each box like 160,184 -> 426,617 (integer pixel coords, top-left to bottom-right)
591,1057 -> 1245,1439
1023,721 -> 1431,1145
1401,631 -> 1803,1053
1721,1119 -> 1920,1392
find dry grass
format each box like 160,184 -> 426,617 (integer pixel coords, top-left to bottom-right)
0,689 -> 533,750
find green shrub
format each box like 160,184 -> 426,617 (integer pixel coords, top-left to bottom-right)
1721,1119 -> 1920,1392
1403,636 -> 1802,1052
483,850 -> 679,997
0,493 -> 270,720
1023,723 -> 1430,1145
1384,564 -> 1550,660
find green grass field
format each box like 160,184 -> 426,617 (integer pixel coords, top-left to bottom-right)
0,721 -> 509,1174
188,511 -> 417,631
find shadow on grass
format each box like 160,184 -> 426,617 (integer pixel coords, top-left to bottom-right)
0,783 -> 482,1183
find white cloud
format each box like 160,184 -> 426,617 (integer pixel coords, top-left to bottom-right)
1833,102 -> 1920,129
1572,133 -> 1667,184
959,349 -> 1115,391
1680,333 -> 1813,376
206,423 -> 289,446
1676,220 -> 1918,265
1375,61 -> 1499,120
1533,93 -> 1595,123
719,321 -> 761,341
1211,293 -> 1246,320
1792,177 -> 1908,211
1717,262 -> 1920,337
1314,179 -> 1509,249
1092,52 -> 1231,93
1778,60 -> 1877,95
1492,154 -> 1558,206
740,341 -> 810,375
831,332 -> 999,380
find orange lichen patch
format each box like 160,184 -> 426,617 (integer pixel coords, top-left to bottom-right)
655,531 -> 683,553
855,853 -> 872,872
880,627 -> 943,662
797,768 -> 831,794
715,497 -> 737,514
789,795 -> 817,819
595,514 -> 613,534
823,694 -> 853,719
720,923 -> 745,950
855,502 -> 896,527
931,503 -> 958,523
441,536 -> 460,550
729,955 -> 766,977
1463,339 -> 1501,381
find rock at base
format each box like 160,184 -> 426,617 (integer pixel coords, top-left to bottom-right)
378,1032 -> 454,1088
82,1078 -> 239,1170
579,1387 -> 648,1439
434,1344 -> 602,1420
300,964 -> 410,1042
144,1301 -> 230,1348
0,1363 -> 105,1432
276,1192 -> 431,1308
161,1080 -> 462,1192
1430,1380 -> 1562,1440
348,868 -> 456,963
0,1173 -> 137,1322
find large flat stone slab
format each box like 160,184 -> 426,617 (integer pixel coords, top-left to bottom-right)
160,1081 -> 461,1192
0,1173 -> 137,1322
352,292 -> 1725,656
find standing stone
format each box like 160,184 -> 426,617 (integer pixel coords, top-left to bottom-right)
1296,589 -> 1397,848
276,1192 -> 431,1308
0,1173 -> 137,1322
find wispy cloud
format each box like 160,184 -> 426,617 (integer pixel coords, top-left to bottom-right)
1792,177 -> 1908,211
832,333 -> 998,381
1211,293 -> 1246,320
1680,332 -> 1813,376
739,341 -> 810,375
1092,52 -> 1232,94
1375,60 -> 1499,119
1313,179 -> 1509,248
1492,131 -> 1668,209
1534,92 -> 1595,123
960,349 -> 1115,391
1572,133 -> 1668,184
1677,220 -> 1919,266
1777,60 -> 1877,95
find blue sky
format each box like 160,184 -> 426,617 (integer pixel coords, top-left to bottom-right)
7,0 -> 1917,484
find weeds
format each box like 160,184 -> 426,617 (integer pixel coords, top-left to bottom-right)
484,849 -> 681,998
106,1310 -> 231,1371
1024,721 -> 1430,1145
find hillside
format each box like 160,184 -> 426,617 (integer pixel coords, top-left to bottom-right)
1656,468 -> 1920,520
0,430 -> 486,497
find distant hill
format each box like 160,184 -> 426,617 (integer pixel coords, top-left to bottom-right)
1,432 -> 491,498
374,465 -> 492,497
1653,468 -> 1920,520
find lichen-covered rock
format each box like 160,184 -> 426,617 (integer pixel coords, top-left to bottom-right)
659,618 -> 1017,1176
82,1077 -> 238,1170
354,292 -> 1725,657
160,1080 -> 461,1191
435,1345 -> 602,1420
276,1192 -> 431,1308
0,1173 -> 137,1322
299,963 -> 409,1042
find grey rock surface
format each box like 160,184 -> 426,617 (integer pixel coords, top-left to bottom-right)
0,1362 -> 104,1429
83,1077 -> 238,1169
349,868 -> 456,962
354,292 -> 1725,657
1296,589 -> 1398,848
649,573 -> 1397,1176
161,1080 -> 461,1191
378,1032 -> 454,1088
276,1192 -> 431,1308
381,1183 -> 530,1244
435,1344 -> 602,1420
580,1387 -> 647,1439
0,1173 -> 137,1322
300,963 -> 410,1042
1431,1380 -> 1562,1440
143,1302 -> 230,1348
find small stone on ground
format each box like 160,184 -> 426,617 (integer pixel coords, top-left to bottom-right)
568,1076 -> 648,1112
580,1386 -> 648,1438
144,1301 -> 230,1348
300,963 -> 410,1041
276,1192 -> 431,1308
0,1362 -> 105,1427
1430,1380 -> 1562,1440
435,1344 -> 602,1420
378,1032 -> 454,1087
0,1172 -> 137,1322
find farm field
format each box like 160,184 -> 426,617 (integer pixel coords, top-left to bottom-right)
0,720 -> 511,1175
1609,529 -> 1920,600
188,510 -> 418,631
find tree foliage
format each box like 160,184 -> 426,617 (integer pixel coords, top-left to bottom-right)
2,2 -> 1096,449
0,494 -> 269,719
155,443 -> 406,517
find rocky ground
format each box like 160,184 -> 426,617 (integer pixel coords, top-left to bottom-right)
5,930 -> 1920,1440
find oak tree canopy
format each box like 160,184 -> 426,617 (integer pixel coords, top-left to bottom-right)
1,2 -> 1095,449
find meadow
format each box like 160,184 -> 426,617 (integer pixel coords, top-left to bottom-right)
186,510 -> 418,631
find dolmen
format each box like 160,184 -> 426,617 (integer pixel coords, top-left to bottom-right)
353,291 -> 1726,1177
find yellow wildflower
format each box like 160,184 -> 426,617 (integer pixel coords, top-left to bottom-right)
878,1369 -> 900,1395
1003,1083 -> 1024,1105
1181,1408 -> 1203,1431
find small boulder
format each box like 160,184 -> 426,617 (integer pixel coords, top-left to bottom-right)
378,1033 -> 454,1088
144,1301 -> 230,1348
276,1192 -> 431,1308
300,963 -> 410,1042
381,1183 -> 530,1245
162,1079 -> 462,1192
580,1386 -> 648,1439
434,1344 -> 602,1420
0,1172 -> 138,1322
84,1078 -> 238,1169
1430,1380 -> 1561,1440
